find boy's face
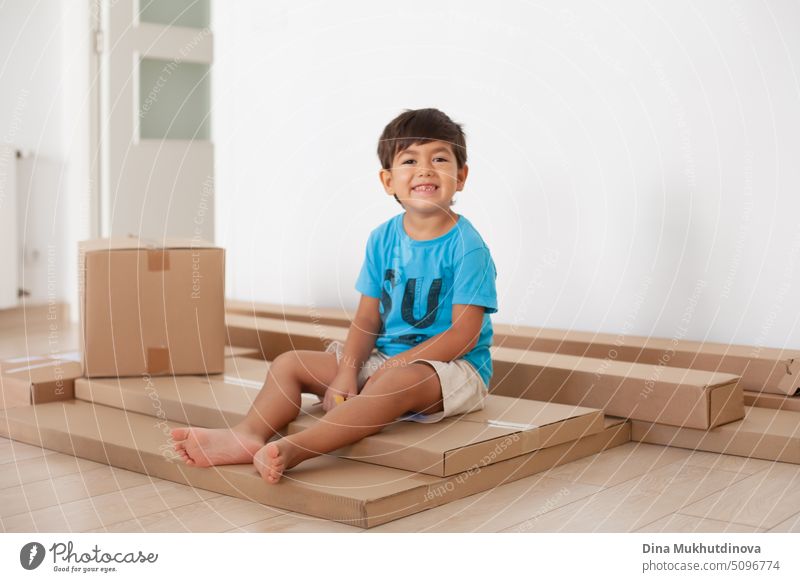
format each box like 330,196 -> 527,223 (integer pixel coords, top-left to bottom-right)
379,140 -> 468,215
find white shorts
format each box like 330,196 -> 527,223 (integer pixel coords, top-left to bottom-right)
325,340 -> 487,424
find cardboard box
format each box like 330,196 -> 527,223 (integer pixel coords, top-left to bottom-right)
0,400 -> 629,528
631,406 -> 800,464
743,391 -> 800,413
492,323 -> 800,396
80,238 -> 225,378
0,356 -> 83,408
226,301 -> 799,395
223,356 -> 269,383
225,316 -> 745,429
76,374 -> 603,477
489,346 -> 743,429
288,396 -> 605,476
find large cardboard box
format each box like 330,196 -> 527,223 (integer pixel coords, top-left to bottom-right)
0,400 -> 629,528
0,355 -> 83,408
490,346 -> 744,429
75,375 -> 604,477
80,238 -> 225,377
631,406 -> 800,464
288,396 -> 604,476
225,316 -> 744,429
226,301 -> 799,396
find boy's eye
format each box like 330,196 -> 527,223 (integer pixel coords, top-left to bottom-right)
402,159 -> 415,164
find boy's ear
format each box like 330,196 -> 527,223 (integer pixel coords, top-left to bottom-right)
456,164 -> 469,191
379,168 -> 394,196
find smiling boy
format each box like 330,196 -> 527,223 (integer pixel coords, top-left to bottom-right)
171,108 -> 498,483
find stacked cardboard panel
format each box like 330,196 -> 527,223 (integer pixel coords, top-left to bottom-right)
225,301 -> 798,396
225,315 -> 745,429
0,400 -> 630,528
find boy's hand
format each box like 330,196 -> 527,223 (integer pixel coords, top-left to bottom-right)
322,374 -> 358,411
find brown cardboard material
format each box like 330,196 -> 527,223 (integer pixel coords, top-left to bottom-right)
226,301 -> 799,395
225,316 -> 744,429
226,299 -> 353,328
288,395 -> 605,476
491,324 -> 800,396
0,400 -> 629,528
631,406 -> 800,464
226,314 -> 345,359
79,237 -> 225,378
490,346 -> 744,429
76,373 -> 604,477
224,345 -> 263,359
743,391 -> 800,413
0,357 -> 82,408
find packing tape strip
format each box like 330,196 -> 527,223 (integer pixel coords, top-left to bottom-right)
147,346 -> 171,374
147,249 -> 170,271
486,419 -> 539,431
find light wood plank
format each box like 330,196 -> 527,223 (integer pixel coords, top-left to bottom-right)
0,465 -> 151,518
680,450 -> 776,475
768,511 -> 800,532
637,512 -> 764,533
680,463 -> 800,529
94,495 -> 281,532
0,439 -> 54,464
501,462 -> 749,532
1,480 -> 217,532
0,452 -> 105,489
544,442 -> 694,487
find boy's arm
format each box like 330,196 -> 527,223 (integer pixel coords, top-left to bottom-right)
334,294 -> 382,381
375,304 -> 484,375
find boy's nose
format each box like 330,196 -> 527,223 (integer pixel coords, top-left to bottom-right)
417,166 -> 433,176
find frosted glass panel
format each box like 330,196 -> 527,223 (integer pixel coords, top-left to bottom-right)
139,0 -> 210,29
139,58 -> 211,140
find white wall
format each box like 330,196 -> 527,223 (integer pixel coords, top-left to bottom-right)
0,0 -> 90,322
215,0 -> 800,350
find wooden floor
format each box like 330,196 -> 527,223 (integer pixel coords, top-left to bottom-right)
2,324 -> 800,533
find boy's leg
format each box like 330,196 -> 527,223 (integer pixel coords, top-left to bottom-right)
254,362 -> 443,483
171,350 -> 339,467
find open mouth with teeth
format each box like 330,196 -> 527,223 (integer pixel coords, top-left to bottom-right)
412,184 -> 438,193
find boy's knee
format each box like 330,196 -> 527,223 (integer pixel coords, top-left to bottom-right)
270,351 -> 302,375
365,364 -> 438,401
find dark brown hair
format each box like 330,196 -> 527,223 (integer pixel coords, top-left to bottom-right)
377,108 -> 467,170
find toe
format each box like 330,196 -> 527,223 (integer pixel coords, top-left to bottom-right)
171,427 -> 189,439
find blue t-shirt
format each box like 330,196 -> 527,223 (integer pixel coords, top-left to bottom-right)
355,213 -> 498,387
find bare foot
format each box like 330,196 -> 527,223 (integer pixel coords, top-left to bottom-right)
253,439 -> 302,484
170,426 -> 265,467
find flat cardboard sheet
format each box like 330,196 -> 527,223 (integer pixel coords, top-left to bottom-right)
0,401 -> 629,528
76,374 -> 604,477
288,396 -> 605,476
631,406 -> 800,464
